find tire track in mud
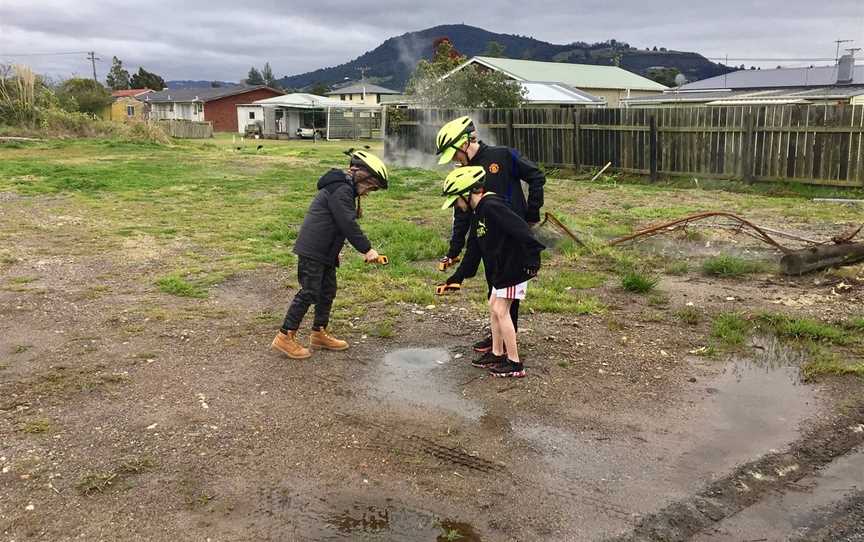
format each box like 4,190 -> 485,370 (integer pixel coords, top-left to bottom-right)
345,415 -> 637,524
609,405 -> 864,542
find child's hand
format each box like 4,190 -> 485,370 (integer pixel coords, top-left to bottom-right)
437,255 -> 460,271
435,283 -> 462,295
364,249 -> 380,262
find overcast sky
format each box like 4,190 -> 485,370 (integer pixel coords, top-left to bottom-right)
1,0 -> 863,82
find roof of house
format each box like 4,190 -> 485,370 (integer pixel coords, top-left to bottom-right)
446,56 -> 668,92
325,82 -> 401,95
680,64 -> 864,91
623,85 -> 864,105
241,93 -> 347,109
520,81 -> 605,104
112,88 -> 153,98
143,85 -> 283,103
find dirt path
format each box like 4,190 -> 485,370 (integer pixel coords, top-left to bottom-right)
2,194 -> 864,541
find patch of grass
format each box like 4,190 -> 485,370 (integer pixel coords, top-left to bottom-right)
76,455 -> 154,495
18,418 -> 51,434
758,313 -> 849,345
701,255 -> 765,277
802,350 -> 864,381
116,456 -> 155,475
675,306 -> 703,326
844,316 -> 864,332
156,274 -> 207,298
441,528 -> 465,541
557,361 -> 570,368
663,260 -> 690,276
621,271 -> 659,293
370,319 -> 395,338
528,270 -> 606,314
647,292 -> 669,306
14,344 -> 32,354
77,472 -> 117,495
711,312 -> 751,347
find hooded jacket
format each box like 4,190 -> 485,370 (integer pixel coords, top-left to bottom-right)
465,194 -> 545,289
293,169 -> 371,266
446,142 -> 545,259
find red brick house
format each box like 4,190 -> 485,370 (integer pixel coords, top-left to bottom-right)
144,86 -> 284,132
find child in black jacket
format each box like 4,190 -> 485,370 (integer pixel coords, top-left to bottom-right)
272,150 -> 388,360
441,166 -> 545,377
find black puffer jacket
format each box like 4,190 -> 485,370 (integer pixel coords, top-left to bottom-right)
293,169 -> 371,266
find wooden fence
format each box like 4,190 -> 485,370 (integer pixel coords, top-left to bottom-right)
386,105 -> 864,187
155,119 -> 213,139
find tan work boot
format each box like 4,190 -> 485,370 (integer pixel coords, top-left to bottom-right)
310,328 -> 349,351
271,330 -> 311,359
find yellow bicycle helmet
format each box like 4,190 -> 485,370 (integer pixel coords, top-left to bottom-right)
441,166 -> 486,209
349,149 -> 389,188
435,116 -> 475,165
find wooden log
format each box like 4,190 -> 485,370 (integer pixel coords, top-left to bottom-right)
780,243 -> 864,275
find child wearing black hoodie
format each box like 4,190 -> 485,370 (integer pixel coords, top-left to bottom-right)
271,150 -> 389,360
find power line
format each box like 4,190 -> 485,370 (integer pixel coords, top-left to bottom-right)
86,51 -> 100,82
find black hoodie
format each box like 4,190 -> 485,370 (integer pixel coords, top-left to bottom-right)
292,169 -> 371,266
467,194 -> 545,289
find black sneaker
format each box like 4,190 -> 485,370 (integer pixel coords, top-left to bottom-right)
473,335 -> 493,353
472,351 -> 505,368
489,359 -> 526,378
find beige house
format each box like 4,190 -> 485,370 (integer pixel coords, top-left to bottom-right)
326,82 -> 401,106
441,56 -> 668,107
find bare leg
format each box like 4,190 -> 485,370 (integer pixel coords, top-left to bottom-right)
493,297 -> 518,363
490,293 -> 505,357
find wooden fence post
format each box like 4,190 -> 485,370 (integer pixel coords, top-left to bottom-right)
742,108 -> 755,183
649,115 -> 658,182
573,109 -> 582,171
506,109 -> 515,148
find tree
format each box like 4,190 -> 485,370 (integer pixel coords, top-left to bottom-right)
105,56 -> 130,90
129,67 -> 165,90
483,41 -> 506,58
308,82 -> 331,96
56,78 -> 111,115
261,62 -> 277,87
406,39 -> 525,108
646,67 -> 681,87
247,67 -> 264,85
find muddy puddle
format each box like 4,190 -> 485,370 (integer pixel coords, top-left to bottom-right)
250,489 -> 481,541
368,348 -> 483,420
693,447 -> 864,541
510,339 -> 821,534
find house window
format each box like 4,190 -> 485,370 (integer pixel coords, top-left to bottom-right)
195,102 -> 203,114
126,105 -> 135,116
376,94 -> 381,104
341,94 -> 346,101
249,111 -> 256,120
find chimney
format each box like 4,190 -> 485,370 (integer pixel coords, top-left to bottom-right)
836,54 -> 855,85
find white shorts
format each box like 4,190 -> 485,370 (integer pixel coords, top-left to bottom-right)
491,281 -> 528,300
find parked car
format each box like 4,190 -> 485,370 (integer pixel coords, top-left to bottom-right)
296,127 -> 324,140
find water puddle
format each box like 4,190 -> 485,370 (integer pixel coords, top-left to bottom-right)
369,348 -> 484,420
692,448 -> 864,541
251,489 -> 482,541
511,345 -> 821,523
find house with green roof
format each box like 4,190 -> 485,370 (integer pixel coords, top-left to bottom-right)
443,56 -> 668,107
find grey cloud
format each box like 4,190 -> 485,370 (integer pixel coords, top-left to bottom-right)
1,0 -> 862,81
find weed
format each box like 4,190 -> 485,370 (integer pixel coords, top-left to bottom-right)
621,271 -> 659,293
8,276 -> 35,284
557,361 -> 570,368
371,319 -> 395,338
528,271 -> 606,314
116,456 -> 155,475
675,307 -> 703,326
156,274 -> 206,298
663,260 -> 690,276
712,312 -> 751,347
701,255 -> 764,277
14,344 -> 32,354
758,313 -> 849,345
647,292 -> 670,306
77,472 -> 117,495
802,349 -> 864,381
18,418 -> 50,434
442,529 -> 464,541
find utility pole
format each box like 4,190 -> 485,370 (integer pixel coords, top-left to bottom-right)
86,51 -> 100,82
846,47 -> 862,58
835,39 -> 853,61
357,66 -> 369,102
